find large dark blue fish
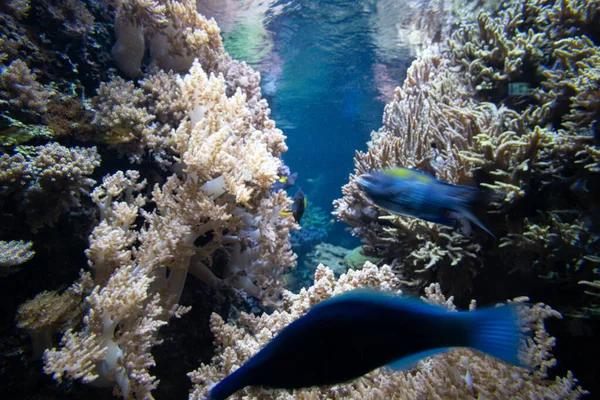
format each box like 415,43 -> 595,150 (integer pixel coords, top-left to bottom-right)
208,290 -> 524,399
357,168 -> 494,236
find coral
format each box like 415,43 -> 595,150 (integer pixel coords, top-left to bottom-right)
500,213 -> 599,277
306,242 -> 350,276
344,245 -> 381,270
449,8 -> 545,92
448,0 -> 600,197
0,240 -> 34,275
44,0 -> 95,35
174,60 -> 282,198
16,271 -> 93,358
111,0 -> 223,77
217,54 -> 262,102
0,0 -> 114,143
333,53 -> 487,299
0,59 -> 54,114
5,0 -> 30,19
0,143 -> 101,231
448,0 -> 600,307
0,115 -> 56,146
44,265 -> 168,397
90,69 -> 183,166
0,9 -> 41,67
90,58 -> 279,168
42,56 -> 294,397
189,262 -> 585,399
0,2 -> 296,398
290,203 -> 331,248
334,0 -> 600,311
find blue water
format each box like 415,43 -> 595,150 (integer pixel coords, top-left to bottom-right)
202,0 -> 414,247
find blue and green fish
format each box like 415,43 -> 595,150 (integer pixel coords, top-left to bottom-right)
357,167 -> 494,236
208,290 -> 524,399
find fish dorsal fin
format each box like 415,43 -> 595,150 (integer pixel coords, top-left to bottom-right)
383,168 -> 434,183
387,347 -> 452,370
312,290 -> 450,319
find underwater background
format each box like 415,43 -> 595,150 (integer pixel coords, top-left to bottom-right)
209,0 -> 414,251
0,0 -> 599,399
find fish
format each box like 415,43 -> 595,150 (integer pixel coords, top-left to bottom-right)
280,188 -> 306,223
356,168 -> 494,236
208,290 -> 524,399
507,82 -> 533,97
272,172 -> 298,192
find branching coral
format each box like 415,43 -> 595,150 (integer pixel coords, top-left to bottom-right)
447,0 -> 600,307
4,0 -> 31,19
189,262 -> 585,399
90,68 -> 184,166
448,0 -> 600,189
16,271 -> 93,359
0,143 -> 101,231
44,0 -> 95,35
111,0 -> 223,77
93,48 -> 276,169
42,56 -> 294,397
0,59 -> 54,114
334,0 -> 600,312
0,3 -> 297,399
0,239 -> 34,275
333,53 -> 488,299
500,212 -> 598,276
449,7 -> 545,92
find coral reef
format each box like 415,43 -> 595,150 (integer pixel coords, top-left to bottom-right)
1,0 -> 595,399
0,0 -> 114,140
334,52 -> 488,299
334,0 -> 600,311
4,1 -> 296,398
189,262 -> 585,399
39,57 -> 295,397
290,202 -> 331,249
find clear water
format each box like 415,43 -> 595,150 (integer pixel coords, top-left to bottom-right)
200,0 -> 415,247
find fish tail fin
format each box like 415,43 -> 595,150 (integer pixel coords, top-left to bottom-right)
451,186 -> 495,237
469,305 -> 526,368
208,366 -> 253,400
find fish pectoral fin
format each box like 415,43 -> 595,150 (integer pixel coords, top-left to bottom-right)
457,206 -> 495,237
386,347 -> 452,371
